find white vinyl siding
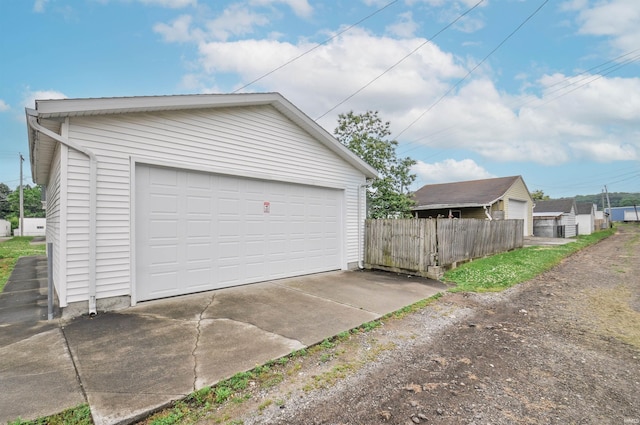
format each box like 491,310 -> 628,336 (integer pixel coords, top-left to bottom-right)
64,105 -> 366,302
561,208 -> 577,238
45,143 -> 64,305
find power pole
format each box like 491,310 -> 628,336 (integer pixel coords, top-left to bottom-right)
604,185 -> 612,227
19,153 -> 24,237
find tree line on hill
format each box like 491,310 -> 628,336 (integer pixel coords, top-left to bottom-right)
531,189 -> 639,209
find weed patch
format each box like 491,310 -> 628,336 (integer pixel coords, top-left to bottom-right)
444,229 -> 614,292
7,404 -> 92,425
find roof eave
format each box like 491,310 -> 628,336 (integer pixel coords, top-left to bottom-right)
412,202 -> 490,211
30,93 -> 378,181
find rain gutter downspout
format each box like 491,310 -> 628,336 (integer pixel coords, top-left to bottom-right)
357,183 -> 364,269
483,205 -> 493,220
27,113 -> 98,316
357,180 -> 371,269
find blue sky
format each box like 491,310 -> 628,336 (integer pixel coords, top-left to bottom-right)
1,0 -> 638,199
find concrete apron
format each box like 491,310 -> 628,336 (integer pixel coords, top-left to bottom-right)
2,270 -> 446,425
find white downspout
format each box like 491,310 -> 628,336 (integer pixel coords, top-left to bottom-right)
483,205 -> 493,220
27,114 -> 98,316
357,181 -> 369,269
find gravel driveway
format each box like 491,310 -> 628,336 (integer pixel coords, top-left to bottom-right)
190,224 -> 640,425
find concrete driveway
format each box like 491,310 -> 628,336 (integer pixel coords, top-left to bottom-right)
0,268 -> 446,425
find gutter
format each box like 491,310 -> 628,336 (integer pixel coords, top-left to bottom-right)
27,112 -> 98,316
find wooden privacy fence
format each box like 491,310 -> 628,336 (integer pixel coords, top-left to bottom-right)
365,218 -> 524,278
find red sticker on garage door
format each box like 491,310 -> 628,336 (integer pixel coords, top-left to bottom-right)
263,201 -> 270,213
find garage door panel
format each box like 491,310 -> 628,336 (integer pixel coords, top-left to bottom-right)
149,271 -> 179,295
136,164 -> 343,302
508,199 -> 528,236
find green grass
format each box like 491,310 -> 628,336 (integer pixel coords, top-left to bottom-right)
0,237 -> 46,292
443,228 -> 615,292
8,404 -> 92,425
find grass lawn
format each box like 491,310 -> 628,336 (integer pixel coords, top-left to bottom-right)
443,227 -> 615,292
0,237 -> 47,292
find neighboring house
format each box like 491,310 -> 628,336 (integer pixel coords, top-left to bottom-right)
606,206 -> 640,222
12,217 -> 46,237
0,219 -> 10,237
575,202 -> 596,235
27,93 -> 377,317
411,176 -> 534,236
533,199 -> 577,238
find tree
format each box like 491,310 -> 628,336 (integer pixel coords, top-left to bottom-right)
0,183 -> 11,219
6,185 -> 45,219
531,189 -> 550,201
620,196 -> 640,207
334,111 -> 416,218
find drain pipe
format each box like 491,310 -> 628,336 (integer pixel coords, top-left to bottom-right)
357,182 -> 366,269
483,205 -> 493,220
27,113 -> 98,316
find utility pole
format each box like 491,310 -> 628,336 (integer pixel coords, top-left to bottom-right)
19,153 -> 24,237
604,185 -> 612,228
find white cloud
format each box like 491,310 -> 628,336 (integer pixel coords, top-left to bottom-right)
154,14 -> 200,42
0,100 -> 9,112
572,0 -> 640,52
409,0 -> 488,33
569,140 -> 638,161
33,0 -> 49,13
195,28 -> 466,117
138,0 -> 197,8
386,11 -> 419,38
205,4 -> 269,41
22,90 -> 67,109
154,4 -> 273,43
250,0 -> 313,18
156,7 -> 639,169
412,159 -> 495,185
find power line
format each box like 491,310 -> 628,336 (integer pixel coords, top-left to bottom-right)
394,0 -> 550,140
397,47 -> 640,157
315,0 -> 485,120
516,48 -> 640,111
233,1 -> 400,93
529,53 -> 640,109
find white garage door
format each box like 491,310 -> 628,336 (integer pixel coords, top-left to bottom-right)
135,164 -> 343,302
508,199 -> 528,236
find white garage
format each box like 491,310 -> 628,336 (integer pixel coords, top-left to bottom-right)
27,93 -> 377,317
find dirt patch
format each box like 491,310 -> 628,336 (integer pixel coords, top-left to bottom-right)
195,225 -> 640,425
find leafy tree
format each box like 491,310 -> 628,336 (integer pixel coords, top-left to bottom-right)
6,185 -> 45,218
619,196 -> 640,207
0,183 -> 10,219
334,111 -> 416,218
531,190 -> 550,201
